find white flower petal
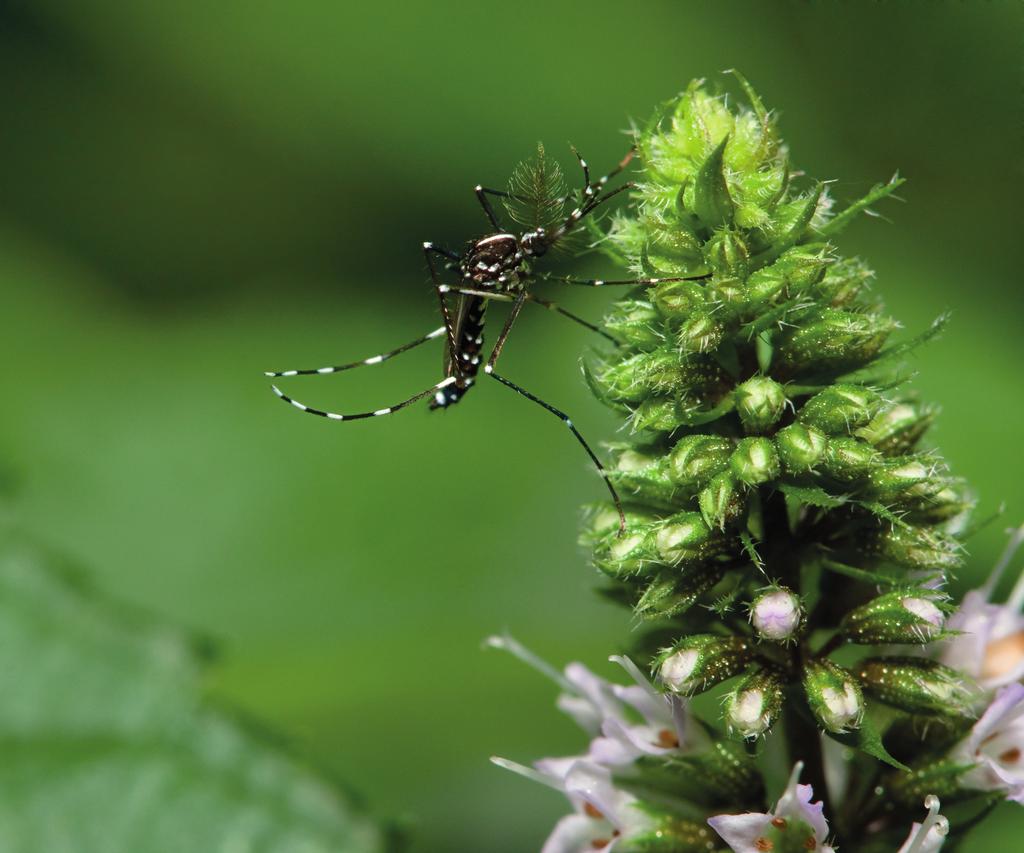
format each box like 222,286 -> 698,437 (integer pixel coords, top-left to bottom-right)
707,812 -> 771,852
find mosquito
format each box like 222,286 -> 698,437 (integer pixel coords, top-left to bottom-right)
266,144 -> 708,533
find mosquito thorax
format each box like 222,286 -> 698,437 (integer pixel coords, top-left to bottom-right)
461,233 -> 523,286
520,228 -> 548,257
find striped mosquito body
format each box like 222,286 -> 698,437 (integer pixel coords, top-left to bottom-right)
431,293 -> 487,409
266,144 -> 711,534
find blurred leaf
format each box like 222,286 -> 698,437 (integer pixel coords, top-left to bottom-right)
0,536 -> 385,853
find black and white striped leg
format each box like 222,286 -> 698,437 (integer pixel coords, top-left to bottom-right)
546,181 -> 634,245
264,326 -> 448,378
436,284 -> 616,344
482,292 -> 626,535
423,243 -> 463,364
271,376 -> 458,421
536,271 -> 711,288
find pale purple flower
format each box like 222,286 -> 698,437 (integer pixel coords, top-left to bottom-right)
708,762 -> 835,853
485,635 -> 707,772
952,682 -> 1024,802
937,525 -> 1024,692
492,757 -> 655,853
750,587 -> 803,642
896,796 -> 948,853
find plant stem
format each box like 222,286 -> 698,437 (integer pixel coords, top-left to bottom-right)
784,697 -> 833,824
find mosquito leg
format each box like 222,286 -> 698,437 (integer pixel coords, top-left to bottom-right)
478,186 -> 530,204
482,292 -> 626,534
475,185 -> 503,230
528,295 -> 616,344
436,285 -> 615,344
570,146 -> 593,195
271,376 -> 458,421
546,181 -> 634,245
423,243 -> 463,369
536,271 -> 711,288
264,326 -> 447,378
595,146 -> 636,190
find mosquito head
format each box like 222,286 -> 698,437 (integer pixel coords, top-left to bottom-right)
520,228 -> 549,258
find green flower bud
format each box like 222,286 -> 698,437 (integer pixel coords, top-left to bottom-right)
724,668 -> 785,739
720,663 -> 782,737
729,437 -> 780,485
652,279 -> 707,319
745,247 -> 829,305
841,589 -> 948,644
699,471 -> 744,531
654,512 -> 716,565
710,275 -> 745,307
774,423 -> 828,472
636,564 -> 727,620
858,657 -> 968,716
703,228 -> 749,277
581,506 -> 658,544
676,311 -> 725,354
749,587 -> 804,642
889,759 -> 967,807
857,402 -> 937,455
592,351 -> 682,404
630,398 -> 685,433
668,435 -> 733,488
593,524 -> 659,577
909,485 -> 973,523
797,384 -> 882,435
691,136 -> 735,228
657,634 -> 754,695
803,660 -> 864,732
871,525 -> 963,572
776,309 -> 896,374
815,257 -> 873,307
622,815 -> 724,853
603,298 -> 663,346
861,458 -> 944,502
735,376 -> 787,433
820,436 -> 880,482
607,450 -> 678,508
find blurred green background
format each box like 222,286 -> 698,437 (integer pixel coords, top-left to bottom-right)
1,1 -> 1021,849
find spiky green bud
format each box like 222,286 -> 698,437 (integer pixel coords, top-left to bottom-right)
668,435 -> 733,488
657,635 -> 754,695
861,458 -> 945,503
654,512 -> 717,565
858,657 -> 968,716
870,525 -> 963,572
775,309 -> 896,374
621,815 -> 727,853
607,449 -> 679,508
857,402 -> 937,455
775,423 -> 828,473
735,376 -> 786,433
820,436 -> 879,482
699,471 -> 743,531
803,660 -> 864,732
677,311 -> 725,353
652,280 -> 706,318
603,297 -> 662,347
724,668 -> 785,739
841,589 -> 948,644
797,384 -> 882,435
729,437 -> 780,485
